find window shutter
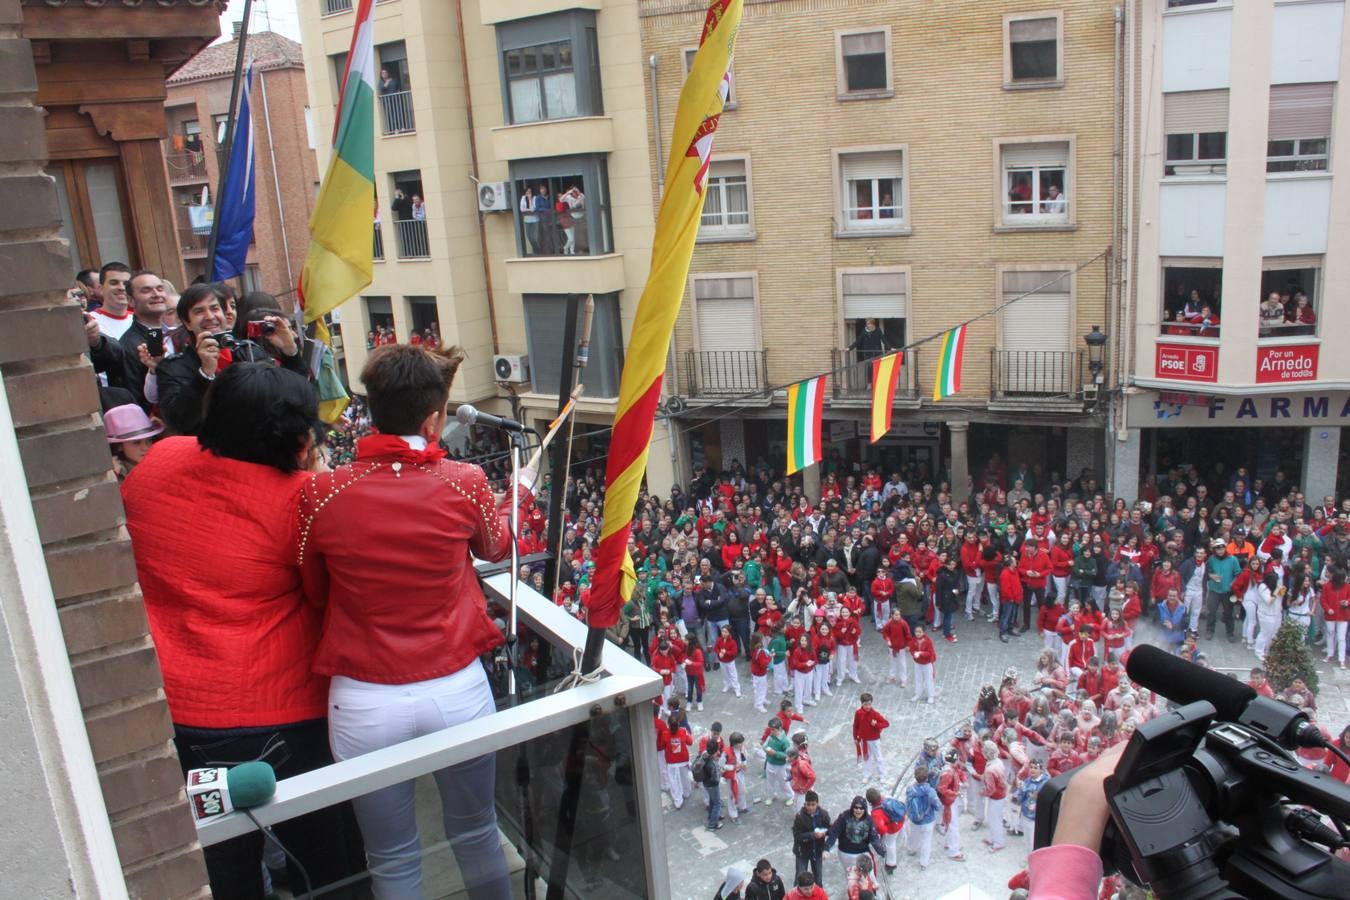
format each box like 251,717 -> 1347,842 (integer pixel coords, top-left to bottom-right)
708,159 -> 744,180
841,151 -> 902,182
1000,271 -> 1071,352
1268,84 -> 1334,141
842,31 -> 885,55
1164,90 -> 1230,133
1010,18 -> 1057,42
695,278 -> 756,351
1002,144 -> 1068,169
843,271 -> 907,319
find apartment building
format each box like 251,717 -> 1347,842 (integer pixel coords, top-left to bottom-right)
640,0 -> 1122,502
1119,0 -> 1350,502
163,30 -> 320,295
299,0 -> 676,491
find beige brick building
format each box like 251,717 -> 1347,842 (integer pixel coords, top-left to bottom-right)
299,0 -> 677,492
163,30 -> 320,295
642,0 -> 1123,500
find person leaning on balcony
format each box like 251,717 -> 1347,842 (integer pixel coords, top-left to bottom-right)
378,65 -> 401,95
848,318 -> 890,361
519,185 -> 540,254
1259,291 -> 1286,336
1191,303 -> 1220,338
297,342 -> 534,899
122,363 -> 369,900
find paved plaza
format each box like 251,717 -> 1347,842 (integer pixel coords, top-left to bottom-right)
659,613 -> 1350,900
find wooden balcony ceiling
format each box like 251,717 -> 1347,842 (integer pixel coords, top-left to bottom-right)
21,0 -> 223,74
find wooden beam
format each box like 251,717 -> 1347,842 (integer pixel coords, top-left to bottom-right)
20,6 -> 221,42
78,101 -> 167,142
30,40 -> 50,65
126,39 -> 150,64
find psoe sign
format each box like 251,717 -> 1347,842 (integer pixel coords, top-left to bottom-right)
1256,344 -> 1319,384
1155,343 -> 1218,383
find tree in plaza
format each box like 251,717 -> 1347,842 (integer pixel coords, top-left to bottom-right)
1262,620 -> 1319,696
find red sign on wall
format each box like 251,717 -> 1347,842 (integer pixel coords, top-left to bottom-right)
1256,344 -> 1319,384
1155,343 -> 1218,383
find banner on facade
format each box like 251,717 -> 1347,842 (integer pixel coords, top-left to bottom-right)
1129,390 -> 1350,427
1155,343 -> 1218,383
1255,344 -> 1319,384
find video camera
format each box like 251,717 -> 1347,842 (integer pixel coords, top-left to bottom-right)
1035,645 -> 1349,899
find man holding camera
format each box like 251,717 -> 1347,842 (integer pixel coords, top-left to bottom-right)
158,283 -> 305,435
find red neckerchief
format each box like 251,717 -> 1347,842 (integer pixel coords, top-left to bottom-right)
217,347 -> 234,370
355,433 -> 447,465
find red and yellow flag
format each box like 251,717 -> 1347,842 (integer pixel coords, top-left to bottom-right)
870,352 -> 903,443
588,0 -> 742,628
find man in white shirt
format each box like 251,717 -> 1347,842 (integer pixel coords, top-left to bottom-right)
90,262 -> 133,340
1041,184 -> 1066,215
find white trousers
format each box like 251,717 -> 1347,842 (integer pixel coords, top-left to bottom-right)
1051,576 -> 1068,602
1022,815 -> 1036,858
726,771 -> 749,814
965,575 -> 984,616
1243,597 -> 1260,644
752,673 -> 768,710
794,670 -> 813,710
945,812 -> 962,856
1185,589 -> 1204,632
913,662 -> 936,701
1327,619 -> 1349,663
720,659 -> 742,695
874,599 -> 890,630
666,762 -> 690,808
1254,613 -> 1281,660
889,649 -> 909,684
907,820 -> 935,867
984,797 -> 1007,847
813,664 -> 831,699
834,645 -> 859,683
772,660 -> 789,693
859,739 -> 885,781
328,665 -> 510,900
766,763 -> 793,801
880,830 -> 899,867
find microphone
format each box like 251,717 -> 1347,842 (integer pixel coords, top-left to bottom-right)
186,760 -> 277,826
1125,644 -> 1325,749
456,403 -> 525,433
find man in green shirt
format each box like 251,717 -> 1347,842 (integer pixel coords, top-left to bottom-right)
1203,539 -> 1242,642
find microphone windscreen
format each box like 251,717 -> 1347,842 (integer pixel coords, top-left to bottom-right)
455,404 -> 476,426
226,761 -> 277,810
1124,644 -> 1256,720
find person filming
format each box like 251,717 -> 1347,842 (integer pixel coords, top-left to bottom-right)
297,342 -> 533,899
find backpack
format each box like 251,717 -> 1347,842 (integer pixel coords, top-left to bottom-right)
879,797 -> 907,826
692,751 -> 718,786
906,787 -> 937,824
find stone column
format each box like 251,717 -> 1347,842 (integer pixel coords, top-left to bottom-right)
948,422 -> 970,507
1109,428 -> 1142,504
802,463 -> 821,503
1302,426 -> 1341,503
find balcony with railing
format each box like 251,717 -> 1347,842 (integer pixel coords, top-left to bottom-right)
683,350 -> 768,399
176,204 -> 212,257
990,349 -> 1089,409
321,0 -> 353,14
373,223 -> 385,260
830,347 -> 921,404
379,90 -> 416,135
393,218 -> 430,259
194,575 -> 668,898
165,151 -> 208,184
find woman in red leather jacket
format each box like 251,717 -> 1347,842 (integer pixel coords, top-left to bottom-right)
297,344 -> 531,899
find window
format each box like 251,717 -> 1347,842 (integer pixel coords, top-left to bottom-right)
182,119 -> 202,153
1001,142 -> 1069,224
1267,84 -> 1333,173
510,154 -> 612,257
1160,261 -> 1223,338
1164,90 -> 1229,175
331,52 -> 348,100
377,42 -> 415,135
48,161 -> 135,271
698,158 -> 752,240
497,11 -> 603,125
523,293 -> 623,397
684,48 -> 737,108
840,269 -> 907,393
364,296 -> 394,344
998,268 -> 1074,394
406,297 -> 440,344
1260,257 -> 1320,338
691,275 -> 761,393
387,170 -> 429,259
242,265 -> 263,294
836,28 -> 891,97
1006,14 -> 1061,86
837,149 -> 905,233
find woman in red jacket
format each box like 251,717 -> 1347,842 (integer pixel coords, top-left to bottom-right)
298,344 -> 528,898
123,363 -> 367,898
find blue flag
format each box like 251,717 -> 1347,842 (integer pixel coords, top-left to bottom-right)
211,64 -> 256,281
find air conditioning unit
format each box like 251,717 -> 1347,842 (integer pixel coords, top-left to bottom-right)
477,181 -> 509,212
494,354 -> 530,383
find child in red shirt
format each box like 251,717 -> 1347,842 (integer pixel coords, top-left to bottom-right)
852,691 -> 890,781
871,568 -> 896,629
713,625 -> 742,698
749,632 -> 772,712
832,606 -> 862,685
1102,608 -> 1131,655
881,607 -> 912,687
683,634 -> 707,711
911,625 -> 938,703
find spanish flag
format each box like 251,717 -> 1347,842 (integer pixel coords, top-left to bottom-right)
588,0 -> 742,629
297,0 -> 375,359
870,352 -> 903,443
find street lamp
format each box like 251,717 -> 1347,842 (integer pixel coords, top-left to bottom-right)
1084,324 -> 1107,383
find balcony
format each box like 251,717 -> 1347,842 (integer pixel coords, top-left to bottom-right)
830,348 -> 921,404
321,0 -> 352,14
178,226 -> 208,256
393,218 -> 429,259
373,224 -> 384,261
378,90 -> 415,135
165,151 -> 208,184
683,350 -> 768,399
195,576 -> 668,897
990,349 -> 1090,411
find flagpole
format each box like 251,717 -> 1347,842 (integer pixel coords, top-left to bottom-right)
205,0 -> 253,280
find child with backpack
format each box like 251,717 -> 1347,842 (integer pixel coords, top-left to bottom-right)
904,766 -> 941,868
692,728 -> 726,831
864,787 -> 905,875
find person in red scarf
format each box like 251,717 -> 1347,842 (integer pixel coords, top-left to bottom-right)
297,343 -> 530,899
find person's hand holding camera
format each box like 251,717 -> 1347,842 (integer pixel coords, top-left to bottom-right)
1051,741 -> 1125,852
262,315 -> 299,357
196,329 -> 221,379
137,342 -> 163,373
83,313 -> 102,349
